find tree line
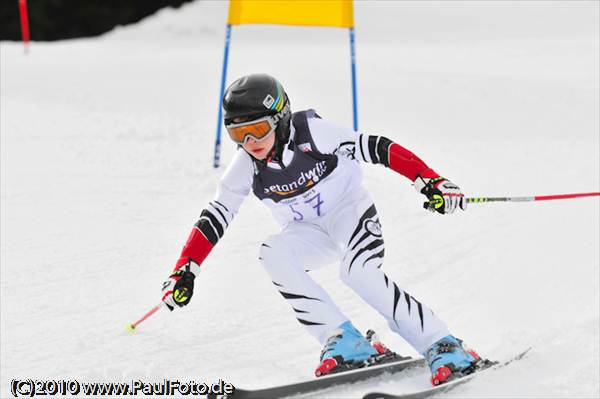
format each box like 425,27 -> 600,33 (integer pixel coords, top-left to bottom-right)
0,0 -> 195,41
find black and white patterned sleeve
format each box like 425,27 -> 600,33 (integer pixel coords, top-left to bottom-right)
354,134 -> 394,166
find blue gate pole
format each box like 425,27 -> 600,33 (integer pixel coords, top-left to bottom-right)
349,27 -> 358,131
213,24 -> 232,168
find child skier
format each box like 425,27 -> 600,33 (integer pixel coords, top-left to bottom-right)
161,74 -> 481,385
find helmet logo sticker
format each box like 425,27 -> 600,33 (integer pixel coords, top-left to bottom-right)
263,95 -> 275,109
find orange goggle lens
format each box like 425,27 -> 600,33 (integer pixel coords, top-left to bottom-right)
226,119 -> 274,144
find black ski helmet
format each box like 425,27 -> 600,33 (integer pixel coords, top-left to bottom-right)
222,74 -> 292,145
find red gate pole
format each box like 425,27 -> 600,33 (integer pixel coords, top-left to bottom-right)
18,0 -> 30,53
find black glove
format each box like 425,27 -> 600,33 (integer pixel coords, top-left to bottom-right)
414,176 -> 466,214
161,260 -> 200,311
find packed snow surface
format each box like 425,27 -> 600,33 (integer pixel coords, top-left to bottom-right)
1,1 -> 599,397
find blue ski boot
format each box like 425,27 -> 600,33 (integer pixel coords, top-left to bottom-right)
425,335 -> 481,385
315,321 -> 378,376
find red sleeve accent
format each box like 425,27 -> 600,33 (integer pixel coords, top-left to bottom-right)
173,227 -> 214,271
388,143 -> 439,181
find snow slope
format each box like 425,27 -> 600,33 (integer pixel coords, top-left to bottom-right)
1,1 -> 598,397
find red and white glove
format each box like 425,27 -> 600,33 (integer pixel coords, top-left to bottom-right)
161,260 -> 201,311
414,176 -> 466,214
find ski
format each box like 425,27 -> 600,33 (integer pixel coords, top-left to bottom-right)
227,357 -> 426,399
362,347 -> 532,399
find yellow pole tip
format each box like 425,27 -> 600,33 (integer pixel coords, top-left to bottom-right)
125,324 -> 136,333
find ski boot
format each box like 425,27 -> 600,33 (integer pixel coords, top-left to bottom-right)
314,321 -> 378,377
425,335 -> 484,386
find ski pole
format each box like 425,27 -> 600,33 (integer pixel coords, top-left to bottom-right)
424,191 -> 600,209
126,302 -> 164,333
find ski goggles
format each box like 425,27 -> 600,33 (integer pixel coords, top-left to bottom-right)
225,115 -> 277,145
225,103 -> 290,145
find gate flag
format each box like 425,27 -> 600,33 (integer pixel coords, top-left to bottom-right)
213,0 -> 357,168
227,0 -> 353,27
